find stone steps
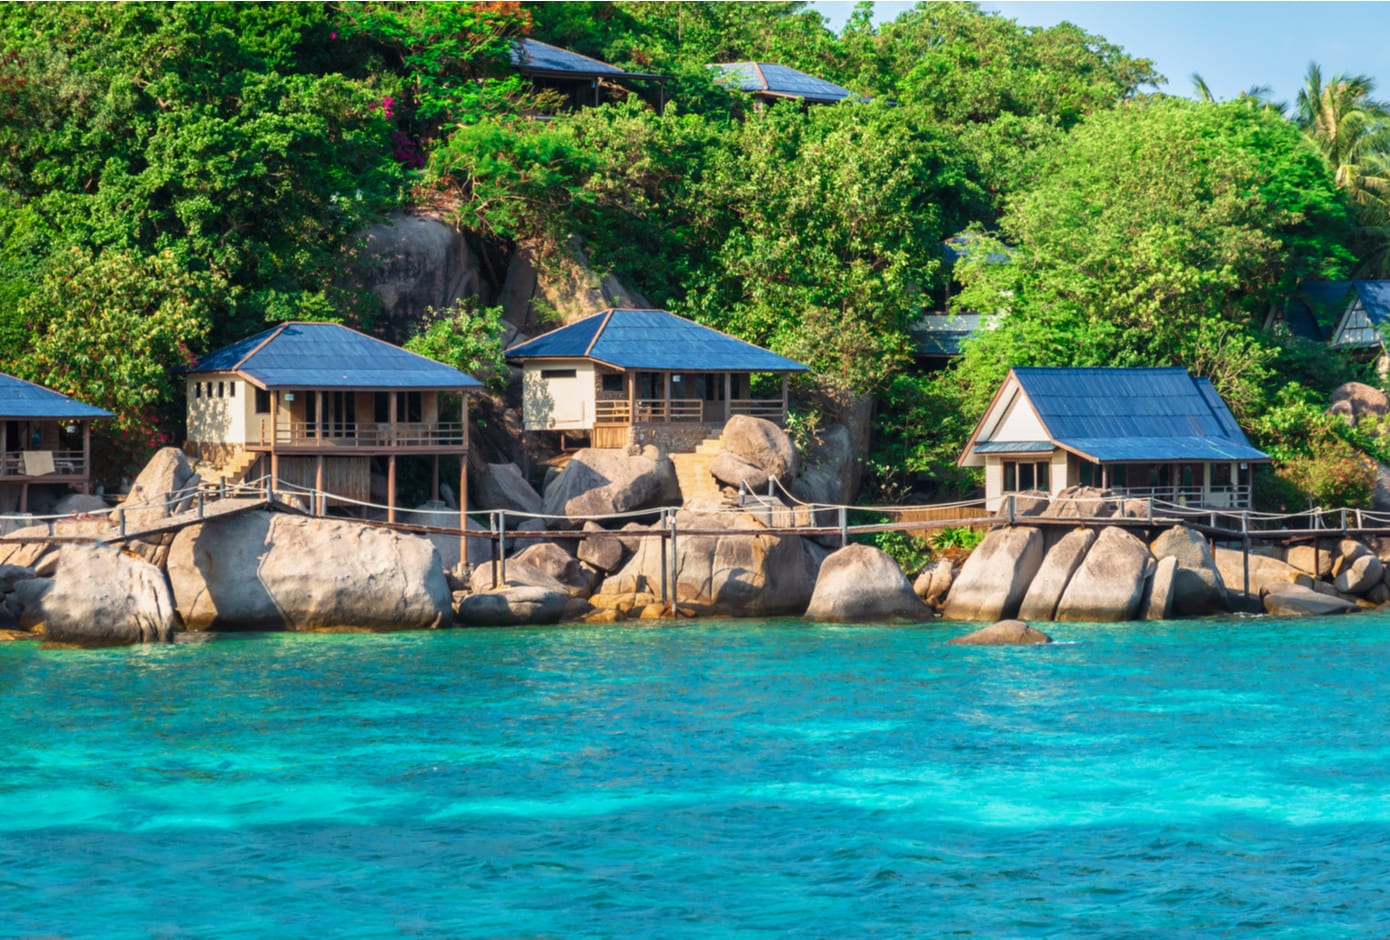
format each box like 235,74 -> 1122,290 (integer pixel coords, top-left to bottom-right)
671,434 -> 725,504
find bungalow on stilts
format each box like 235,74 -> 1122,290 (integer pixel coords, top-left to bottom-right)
184,322 -> 482,520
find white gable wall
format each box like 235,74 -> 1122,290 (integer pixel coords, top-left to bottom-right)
186,373 -> 255,446
522,361 -> 596,431
991,392 -> 1048,442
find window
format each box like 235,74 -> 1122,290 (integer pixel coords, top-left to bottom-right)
541,368 -> 577,380
254,388 -> 271,414
396,391 -> 422,423
194,382 -> 202,399
228,382 -> 235,397
1003,459 -> 1050,493
601,373 -> 624,393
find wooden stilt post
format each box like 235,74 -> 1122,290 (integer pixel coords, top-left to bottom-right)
724,373 -> 732,424
659,509 -> 669,606
1242,511 -> 1250,599
81,421 -> 91,494
490,511 -> 499,587
498,511 -> 507,584
838,506 -> 848,547
432,454 -> 440,503
668,510 -> 678,612
315,455 -> 325,517
388,454 -> 397,524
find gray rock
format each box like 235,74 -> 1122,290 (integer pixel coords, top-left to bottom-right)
167,511 -> 452,631
114,447 -> 201,529
598,509 -> 811,616
1214,548 -> 1305,597
1262,583 -> 1358,616
913,560 -> 956,610
709,451 -> 772,492
1145,555 -> 1178,621
1046,486 -> 1116,519
542,448 -> 680,521
790,424 -> 856,506
1055,526 -> 1153,622
476,462 -> 544,516
0,564 -> 36,594
1335,553 -> 1384,595
1330,381 -> 1390,423
942,526 -> 1045,622
1150,525 -> 1229,615
1286,544 -> 1334,579
512,542 -> 594,597
457,587 -> 567,626
577,521 -> 628,573
947,619 -> 1053,646
13,577 -> 52,631
363,212 -> 481,328
36,543 -> 175,646
1018,528 -> 1097,621
804,544 -> 931,623
717,415 -> 798,485
51,493 -> 110,516
469,560 -> 576,597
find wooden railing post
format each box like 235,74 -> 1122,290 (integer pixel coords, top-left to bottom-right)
838,506 -> 848,547
659,509 -> 669,606
1242,511 -> 1250,598
668,509 -> 679,612
1007,494 -> 1016,526
497,511 -> 507,585
489,511 -> 499,587
197,489 -> 205,520
118,508 -> 126,538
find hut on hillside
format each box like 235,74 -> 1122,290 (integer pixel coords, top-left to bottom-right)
0,373 -> 110,512
184,322 -> 481,518
506,307 -> 808,452
960,367 -> 1270,510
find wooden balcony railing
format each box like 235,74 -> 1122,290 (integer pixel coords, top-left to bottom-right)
594,399 -> 787,426
254,422 -> 466,448
0,450 -> 86,477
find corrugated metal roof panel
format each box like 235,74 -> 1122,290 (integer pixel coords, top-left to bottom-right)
1010,367 -> 1268,463
972,440 -> 1053,454
1353,280 -> 1390,325
0,374 -> 111,419
512,38 -> 628,76
507,309 -> 808,372
910,313 -> 994,356
191,323 -> 483,390
710,62 -> 856,103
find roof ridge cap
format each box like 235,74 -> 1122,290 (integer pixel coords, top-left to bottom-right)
231,323 -> 289,372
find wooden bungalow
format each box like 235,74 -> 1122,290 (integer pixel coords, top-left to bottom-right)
184,322 -> 482,518
505,308 -> 808,451
960,367 -> 1270,511
512,38 -> 667,113
0,373 -> 110,512
709,62 -> 859,107
1265,281 -> 1390,370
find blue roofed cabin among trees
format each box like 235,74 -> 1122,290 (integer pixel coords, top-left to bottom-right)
0,374 -> 110,513
184,323 -> 482,518
1266,281 -> 1390,370
512,38 -> 668,113
709,62 -> 859,108
960,367 -> 1270,510
506,308 -> 808,451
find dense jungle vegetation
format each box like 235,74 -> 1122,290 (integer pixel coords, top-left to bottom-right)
1,1 -> 1387,507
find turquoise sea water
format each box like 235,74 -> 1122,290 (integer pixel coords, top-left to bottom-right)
5,616 -> 1390,938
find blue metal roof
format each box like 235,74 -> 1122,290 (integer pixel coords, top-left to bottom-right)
711,62 -> 857,103
512,38 -> 637,77
505,308 -> 809,373
911,313 -> 995,357
1352,280 -> 1390,326
191,323 -> 483,391
973,440 -> 1053,454
0,373 -> 111,419
1007,367 -> 1268,463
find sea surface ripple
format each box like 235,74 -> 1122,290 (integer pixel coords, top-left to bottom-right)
4,616 -> 1390,938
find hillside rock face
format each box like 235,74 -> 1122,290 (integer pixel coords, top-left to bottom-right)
167,511 -> 452,631
803,544 -> 930,622
363,212 -> 481,331
32,543 -> 175,646
1329,381 -> 1390,424
711,416 -> 799,492
942,526 -> 1045,622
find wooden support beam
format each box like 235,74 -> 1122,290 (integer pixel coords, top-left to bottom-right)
388,454 -> 397,524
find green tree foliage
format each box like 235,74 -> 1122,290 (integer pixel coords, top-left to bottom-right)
404,300 -> 510,392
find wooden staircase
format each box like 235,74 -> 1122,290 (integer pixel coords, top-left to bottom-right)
670,434 -> 725,504
202,449 -> 261,487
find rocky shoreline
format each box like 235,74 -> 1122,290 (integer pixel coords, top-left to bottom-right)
3,431 -> 1389,648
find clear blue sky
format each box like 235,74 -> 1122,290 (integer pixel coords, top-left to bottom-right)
811,2 -> 1390,108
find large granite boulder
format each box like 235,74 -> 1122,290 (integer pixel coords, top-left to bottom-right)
1286,544 -> 1334,579
363,212 -> 481,329
1329,381 -> 1390,424
510,542 -> 594,597
1145,555 -> 1179,620
803,544 -> 930,622
596,509 -> 812,616
1150,525 -> 1229,615
114,447 -> 201,530
475,462 -> 544,516
469,560 -> 576,596
947,620 -> 1053,646
1263,583 -> 1359,616
1046,487 -> 1117,519
790,424 -> 854,506
457,587 -> 567,627
1018,528 -> 1096,621
31,543 -> 175,646
941,526 -> 1045,622
167,511 -> 452,631
1055,526 -> 1153,622
913,560 -> 955,611
577,521 -> 628,573
1335,553 -> 1384,595
542,447 -> 681,521
1214,548 -> 1305,598
711,415 -> 798,491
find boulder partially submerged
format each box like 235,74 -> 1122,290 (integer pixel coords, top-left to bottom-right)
29,543 -> 175,647
947,620 -> 1053,646
803,544 -> 930,622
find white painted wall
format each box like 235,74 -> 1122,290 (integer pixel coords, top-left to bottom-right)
522,361 -> 596,430
991,392 -> 1047,441
187,373 -> 255,445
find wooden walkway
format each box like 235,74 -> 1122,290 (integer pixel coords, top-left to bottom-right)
0,496 -> 269,545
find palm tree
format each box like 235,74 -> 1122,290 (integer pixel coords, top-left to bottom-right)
1190,72 -> 1287,113
1295,62 -> 1390,206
